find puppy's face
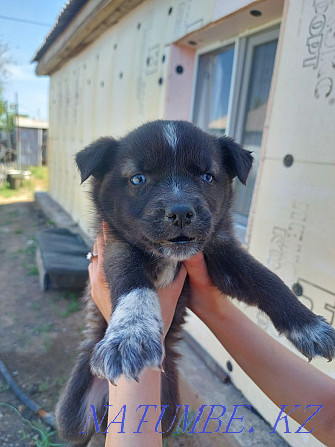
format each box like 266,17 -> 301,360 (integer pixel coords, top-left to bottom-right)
76,121 -> 252,260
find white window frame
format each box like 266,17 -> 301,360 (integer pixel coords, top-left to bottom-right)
231,27 -> 280,143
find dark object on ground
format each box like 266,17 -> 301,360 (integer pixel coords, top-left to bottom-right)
0,358 -> 56,428
36,228 -> 89,291
7,169 -> 31,189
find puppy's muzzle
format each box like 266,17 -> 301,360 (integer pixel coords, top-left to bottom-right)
165,204 -> 195,229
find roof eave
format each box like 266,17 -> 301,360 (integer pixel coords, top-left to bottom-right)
35,0 -> 145,76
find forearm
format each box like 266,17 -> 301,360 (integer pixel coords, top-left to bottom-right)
105,368 -> 162,447
196,299 -> 335,445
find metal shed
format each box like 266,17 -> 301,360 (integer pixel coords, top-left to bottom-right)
15,116 -> 48,167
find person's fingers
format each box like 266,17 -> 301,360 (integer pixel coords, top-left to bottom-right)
88,242 -> 97,277
158,265 -> 187,336
173,264 -> 187,294
95,234 -> 106,283
183,252 -> 212,288
158,265 -> 187,300
102,221 -> 109,243
96,234 -> 104,258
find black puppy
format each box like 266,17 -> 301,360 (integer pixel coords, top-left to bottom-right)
56,120 -> 335,446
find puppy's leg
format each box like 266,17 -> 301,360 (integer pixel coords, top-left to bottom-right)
56,287 -> 108,446
56,353 -> 108,446
90,243 -> 164,383
160,348 -> 180,437
160,289 -> 188,437
205,240 -> 335,361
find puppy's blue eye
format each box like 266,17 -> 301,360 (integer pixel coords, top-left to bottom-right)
201,173 -> 213,183
130,174 -> 146,185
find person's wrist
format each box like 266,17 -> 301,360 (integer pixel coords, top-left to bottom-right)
207,297 -> 238,331
191,291 -> 230,324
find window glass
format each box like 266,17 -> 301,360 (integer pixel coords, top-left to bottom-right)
193,46 -> 234,135
233,39 -> 278,218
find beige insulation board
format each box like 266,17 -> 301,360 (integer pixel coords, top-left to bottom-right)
186,1 -> 335,446
249,0 -> 335,382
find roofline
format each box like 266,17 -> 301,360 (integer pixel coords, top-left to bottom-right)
33,0 -> 145,75
33,0 -> 89,63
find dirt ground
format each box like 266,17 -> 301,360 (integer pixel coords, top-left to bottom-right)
0,198 -> 196,447
0,199 -> 90,446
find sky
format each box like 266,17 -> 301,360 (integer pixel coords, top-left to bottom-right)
0,0 -> 66,120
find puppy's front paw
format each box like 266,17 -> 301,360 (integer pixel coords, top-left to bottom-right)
286,316 -> 335,362
90,288 -> 164,383
90,327 -> 164,383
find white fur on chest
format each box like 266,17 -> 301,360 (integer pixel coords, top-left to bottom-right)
154,260 -> 179,288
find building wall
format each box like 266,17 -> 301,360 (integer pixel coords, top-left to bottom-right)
46,1 -> 335,446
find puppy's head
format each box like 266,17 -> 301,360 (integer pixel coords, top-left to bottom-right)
76,120 -> 253,259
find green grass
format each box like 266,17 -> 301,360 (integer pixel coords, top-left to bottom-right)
35,322 -> 54,334
32,420 -> 63,447
20,241 -> 38,275
8,252 -> 19,261
49,291 -> 81,318
39,376 -> 66,394
162,409 -> 196,444
28,266 -> 39,276
59,291 -> 81,317
18,428 -> 31,441
43,336 -> 53,351
63,291 -> 78,300
54,376 -> 67,388
0,181 -> 20,198
30,166 -> 48,181
22,261 -> 38,275
0,166 -> 48,199
30,302 -> 41,311
8,210 -> 19,218
60,299 -> 81,318
0,382 -> 10,392
0,402 -> 64,447
172,409 -> 196,437
39,381 -> 50,392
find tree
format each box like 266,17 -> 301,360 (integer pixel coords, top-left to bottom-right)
0,40 -> 9,124
0,39 -> 9,99
0,40 -> 15,161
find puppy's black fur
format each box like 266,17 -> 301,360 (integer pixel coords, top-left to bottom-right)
56,120 -> 335,446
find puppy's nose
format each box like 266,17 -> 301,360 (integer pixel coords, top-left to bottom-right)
165,204 -> 195,228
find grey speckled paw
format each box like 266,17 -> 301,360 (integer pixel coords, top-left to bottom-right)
90,321 -> 164,383
286,316 -> 335,362
90,288 -> 165,383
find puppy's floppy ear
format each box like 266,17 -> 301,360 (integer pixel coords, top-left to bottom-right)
218,136 -> 253,185
76,137 -> 118,184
